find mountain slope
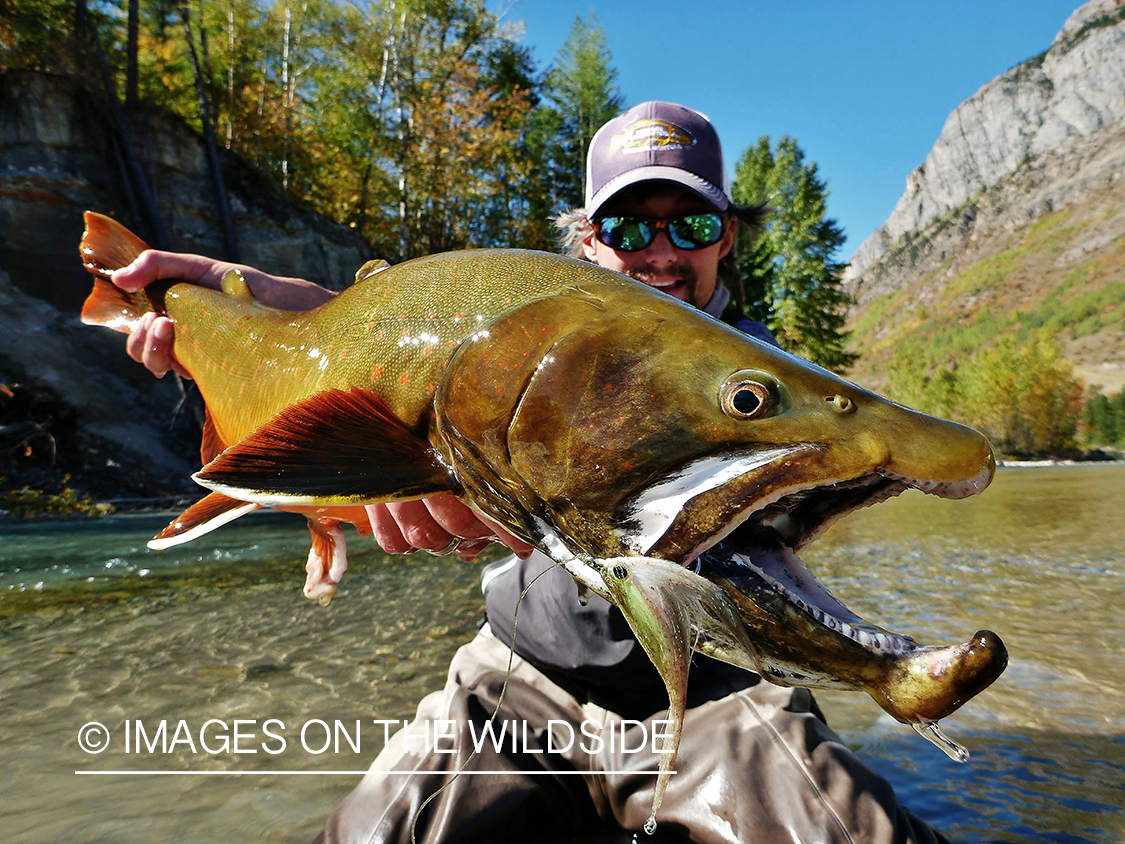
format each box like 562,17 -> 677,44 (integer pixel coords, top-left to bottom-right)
843,0 -> 1125,395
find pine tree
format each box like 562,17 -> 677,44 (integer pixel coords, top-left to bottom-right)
536,13 -> 623,212
732,136 -> 856,372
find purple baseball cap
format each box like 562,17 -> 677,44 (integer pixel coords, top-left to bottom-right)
585,101 -> 733,219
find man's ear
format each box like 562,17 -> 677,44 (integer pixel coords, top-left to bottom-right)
717,217 -> 738,260
581,228 -> 600,262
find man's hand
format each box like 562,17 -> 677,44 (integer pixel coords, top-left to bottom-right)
366,499 -> 533,562
111,250 -> 334,378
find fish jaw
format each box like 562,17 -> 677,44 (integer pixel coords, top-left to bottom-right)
630,419 -> 1004,736
697,540 -> 1008,728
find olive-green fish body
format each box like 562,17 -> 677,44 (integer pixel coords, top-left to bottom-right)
163,251 -> 630,452
79,212 -> 1008,832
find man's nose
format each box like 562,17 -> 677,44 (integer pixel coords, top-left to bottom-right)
641,229 -> 677,262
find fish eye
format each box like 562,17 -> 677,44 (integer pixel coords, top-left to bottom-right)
721,380 -> 772,420
611,564 -> 629,580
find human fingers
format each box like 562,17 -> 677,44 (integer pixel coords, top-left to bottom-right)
415,498 -> 534,558
143,316 -> 181,379
421,496 -> 501,540
123,312 -> 168,377
366,502 -> 417,555
477,515 -> 534,558
383,499 -> 459,553
111,250 -> 227,292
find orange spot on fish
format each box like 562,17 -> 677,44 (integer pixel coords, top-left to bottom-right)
423,346 -> 434,356
372,365 -> 384,380
400,372 -> 411,385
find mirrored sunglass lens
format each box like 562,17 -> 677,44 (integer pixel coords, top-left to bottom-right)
668,214 -> 723,249
599,218 -> 653,251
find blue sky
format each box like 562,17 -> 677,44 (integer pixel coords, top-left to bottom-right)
499,1 -> 1084,258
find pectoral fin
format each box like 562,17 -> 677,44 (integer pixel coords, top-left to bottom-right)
193,387 -> 456,506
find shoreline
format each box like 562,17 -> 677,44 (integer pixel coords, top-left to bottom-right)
3,458 -> 1124,524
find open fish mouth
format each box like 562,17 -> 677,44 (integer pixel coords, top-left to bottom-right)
710,523 -> 916,659
688,461 -> 1007,741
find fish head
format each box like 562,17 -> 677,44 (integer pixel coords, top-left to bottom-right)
437,274 -> 1005,738
439,280 -> 993,563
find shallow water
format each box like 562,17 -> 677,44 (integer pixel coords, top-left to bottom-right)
1,464 -> 1123,843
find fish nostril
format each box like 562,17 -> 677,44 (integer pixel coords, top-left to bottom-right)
826,395 -> 856,414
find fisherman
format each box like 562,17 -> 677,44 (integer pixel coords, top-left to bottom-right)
113,102 -> 949,843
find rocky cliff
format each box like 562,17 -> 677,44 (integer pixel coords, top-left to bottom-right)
0,70 -> 375,504
843,0 -> 1125,394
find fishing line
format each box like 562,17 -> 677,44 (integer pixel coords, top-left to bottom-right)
409,557 -> 565,844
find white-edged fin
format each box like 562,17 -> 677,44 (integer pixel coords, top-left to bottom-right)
618,446 -> 807,554
147,498 -> 261,550
189,475 -> 353,508
911,721 -> 970,763
192,387 -> 456,506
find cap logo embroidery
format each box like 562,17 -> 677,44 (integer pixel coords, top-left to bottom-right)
612,119 -> 695,154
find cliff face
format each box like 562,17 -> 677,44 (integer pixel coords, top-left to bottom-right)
843,0 -> 1125,395
847,0 -> 1125,293
0,70 -> 375,500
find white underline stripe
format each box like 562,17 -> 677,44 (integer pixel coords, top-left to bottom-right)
76,770 -> 675,776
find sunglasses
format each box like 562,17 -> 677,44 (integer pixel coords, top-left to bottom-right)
593,213 -> 727,252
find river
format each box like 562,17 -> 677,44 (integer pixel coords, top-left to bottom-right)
1,463 -> 1122,842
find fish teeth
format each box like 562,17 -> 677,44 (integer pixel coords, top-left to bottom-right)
743,556 -> 910,656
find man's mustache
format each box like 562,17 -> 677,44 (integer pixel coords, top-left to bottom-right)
624,264 -> 698,287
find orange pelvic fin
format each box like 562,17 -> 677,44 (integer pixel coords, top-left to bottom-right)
148,492 -> 261,550
194,387 -> 457,506
304,518 -> 348,605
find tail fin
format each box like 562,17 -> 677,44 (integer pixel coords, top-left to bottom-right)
79,211 -> 160,334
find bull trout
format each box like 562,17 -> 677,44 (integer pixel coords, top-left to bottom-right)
79,211 -> 1007,830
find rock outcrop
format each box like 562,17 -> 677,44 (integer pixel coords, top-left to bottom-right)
845,0 -> 1125,301
0,70 -> 375,499
841,0 -> 1125,397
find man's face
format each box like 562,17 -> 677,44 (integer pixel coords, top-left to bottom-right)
582,183 -> 736,310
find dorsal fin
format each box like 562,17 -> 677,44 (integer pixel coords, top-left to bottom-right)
193,386 -> 456,506
354,259 -> 391,284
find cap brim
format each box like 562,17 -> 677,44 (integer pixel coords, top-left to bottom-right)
586,165 -> 731,219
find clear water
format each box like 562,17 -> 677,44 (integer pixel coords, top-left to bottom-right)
1,464 -> 1123,843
